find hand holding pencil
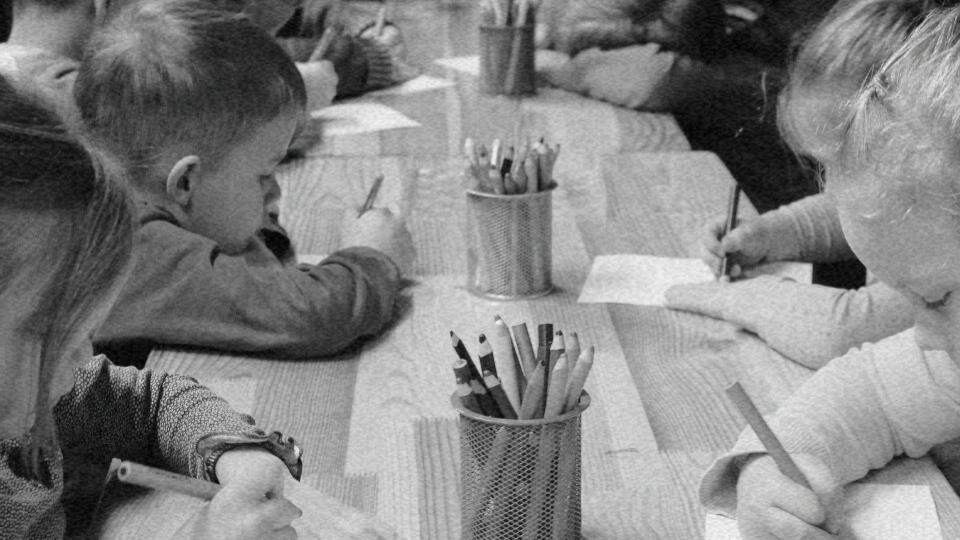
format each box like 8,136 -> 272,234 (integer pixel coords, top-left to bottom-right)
342,181 -> 415,275
727,383 -> 843,537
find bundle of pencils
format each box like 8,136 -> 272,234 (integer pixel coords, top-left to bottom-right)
451,317 -> 594,538
463,137 -> 559,195
450,318 -> 593,421
480,0 -> 537,28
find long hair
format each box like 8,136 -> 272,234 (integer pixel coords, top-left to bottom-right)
0,76 -> 135,482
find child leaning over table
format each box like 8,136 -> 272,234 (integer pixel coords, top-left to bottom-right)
693,4 -> 960,538
0,75 -> 302,539
664,0 -> 960,370
76,1 -> 413,367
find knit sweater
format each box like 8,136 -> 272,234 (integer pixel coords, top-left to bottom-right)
699,329 -> 960,517
94,207 -> 402,366
1,355 -> 253,538
665,193 -> 914,368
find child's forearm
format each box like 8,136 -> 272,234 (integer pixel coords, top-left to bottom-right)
761,193 -> 854,263
701,330 -> 960,514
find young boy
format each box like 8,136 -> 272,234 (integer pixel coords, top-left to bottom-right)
75,0 -> 413,366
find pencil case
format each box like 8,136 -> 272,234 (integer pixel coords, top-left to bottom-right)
465,185 -> 554,299
478,24 -> 536,95
452,391 -> 590,539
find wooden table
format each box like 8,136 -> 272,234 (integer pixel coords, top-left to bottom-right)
98,1 -> 960,538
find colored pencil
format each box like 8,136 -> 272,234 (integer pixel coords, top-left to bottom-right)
454,358 -> 500,417
518,355 -> 547,419
358,174 -> 385,216
543,353 -> 569,418
309,24 -> 338,62
563,345 -> 593,413
491,315 -> 524,411
511,323 -> 537,379
478,334 -> 497,376
565,331 -> 581,370
717,184 -> 742,279
725,382 -> 811,490
484,371 -> 518,419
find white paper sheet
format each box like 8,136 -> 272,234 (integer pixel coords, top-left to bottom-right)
704,484 -> 942,540
285,478 -> 396,539
366,75 -> 455,96
434,49 -> 570,77
309,103 -> 420,136
577,254 -> 811,307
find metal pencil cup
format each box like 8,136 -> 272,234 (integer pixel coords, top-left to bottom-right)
452,392 -> 590,540
465,186 -> 553,299
479,24 -> 536,95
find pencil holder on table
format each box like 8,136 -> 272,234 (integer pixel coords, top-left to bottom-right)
452,391 -> 590,540
465,186 -> 553,299
478,24 -> 536,95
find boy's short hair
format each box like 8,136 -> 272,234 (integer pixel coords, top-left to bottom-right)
74,0 -> 307,186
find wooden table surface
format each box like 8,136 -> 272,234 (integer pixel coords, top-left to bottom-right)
99,1 -> 960,538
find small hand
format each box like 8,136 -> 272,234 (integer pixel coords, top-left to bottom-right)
736,454 -> 842,539
342,207 -> 415,276
177,448 -> 301,539
297,60 -> 339,110
701,215 -> 778,278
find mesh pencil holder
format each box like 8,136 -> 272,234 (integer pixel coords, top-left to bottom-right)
479,24 -> 536,95
452,391 -> 590,540
465,186 -> 554,299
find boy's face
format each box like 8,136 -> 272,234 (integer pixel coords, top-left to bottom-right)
827,162 -> 960,359
185,113 -> 298,254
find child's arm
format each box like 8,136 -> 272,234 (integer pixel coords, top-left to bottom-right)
700,329 -> 960,516
704,192 -> 855,276
94,221 -> 402,359
55,356 -> 256,477
665,277 -> 913,368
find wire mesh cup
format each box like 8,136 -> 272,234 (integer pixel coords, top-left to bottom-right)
452,391 -> 590,540
478,24 -> 536,95
465,186 -> 554,299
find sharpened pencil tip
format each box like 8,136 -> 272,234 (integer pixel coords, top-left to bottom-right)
478,334 -> 487,343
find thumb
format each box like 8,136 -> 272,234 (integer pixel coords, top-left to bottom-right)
719,226 -> 749,256
793,453 -> 843,534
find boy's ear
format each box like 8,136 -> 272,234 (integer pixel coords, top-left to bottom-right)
165,155 -> 201,206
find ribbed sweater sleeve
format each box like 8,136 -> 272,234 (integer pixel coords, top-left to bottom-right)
56,356 -> 253,477
699,329 -> 960,515
94,219 -> 402,359
759,193 -> 855,263
666,276 -> 914,368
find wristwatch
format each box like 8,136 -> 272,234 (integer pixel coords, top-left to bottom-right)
196,430 -> 303,483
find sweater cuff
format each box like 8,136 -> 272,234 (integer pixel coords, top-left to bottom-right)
323,245 -> 402,282
699,431 -> 766,516
357,40 -> 396,91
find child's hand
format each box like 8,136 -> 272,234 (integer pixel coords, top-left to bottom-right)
177,448 -> 301,539
701,214 -> 777,278
736,454 -> 842,539
358,22 -> 403,49
342,208 -> 415,275
297,60 -> 339,110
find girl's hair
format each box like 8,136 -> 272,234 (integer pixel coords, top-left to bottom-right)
74,0 -> 307,189
779,0 -> 960,170
0,75 -> 135,479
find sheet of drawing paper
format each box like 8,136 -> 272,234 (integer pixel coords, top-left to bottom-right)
704,484 -> 942,540
434,50 -> 570,76
309,103 -> 420,136
577,254 -> 812,306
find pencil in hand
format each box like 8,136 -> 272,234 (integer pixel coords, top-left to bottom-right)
717,184 -> 742,280
725,382 -> 811,490
358,174 -> 385,217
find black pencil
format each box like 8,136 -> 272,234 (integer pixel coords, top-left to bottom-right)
717,184 -> 742,279
358,174 -> 385,217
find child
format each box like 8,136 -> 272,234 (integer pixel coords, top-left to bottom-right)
664,0 -> 947,369
697,2 -> 960,538
0,75 -> 301,538
76,1 -> 412,367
